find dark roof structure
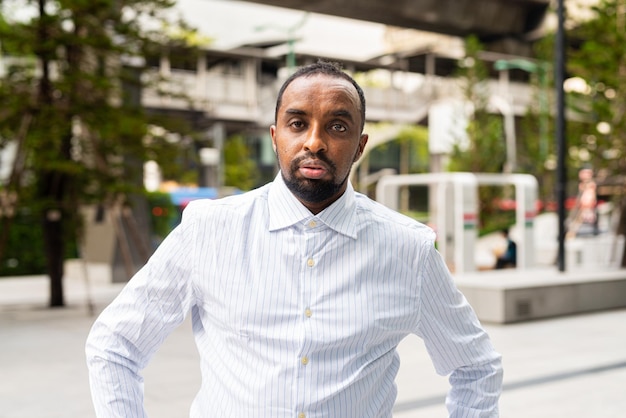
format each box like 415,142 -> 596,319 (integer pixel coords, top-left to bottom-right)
245,0 -> 551,53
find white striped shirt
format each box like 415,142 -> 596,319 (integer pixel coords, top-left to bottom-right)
86,174 -> 502,418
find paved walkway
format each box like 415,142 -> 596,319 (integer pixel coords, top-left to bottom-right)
1,270 -> 625,417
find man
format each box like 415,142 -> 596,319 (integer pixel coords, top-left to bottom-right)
86,61 -> 502,417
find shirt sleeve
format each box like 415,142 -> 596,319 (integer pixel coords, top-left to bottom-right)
415,242 -> 503,417
85,205 -> 199,418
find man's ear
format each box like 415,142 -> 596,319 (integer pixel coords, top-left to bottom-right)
354,133 -> 369,162
270,125 -> 277,153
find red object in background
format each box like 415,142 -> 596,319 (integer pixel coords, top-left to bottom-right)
495,197 -> 579,213
152,206 -> 167,217
495,198 -> 517,211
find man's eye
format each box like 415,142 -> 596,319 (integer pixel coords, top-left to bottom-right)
331,123 -> 347,132
290,121 -> 305,129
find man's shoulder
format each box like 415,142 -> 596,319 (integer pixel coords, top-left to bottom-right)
182,184 -> 270,220
354,193 -> 435,239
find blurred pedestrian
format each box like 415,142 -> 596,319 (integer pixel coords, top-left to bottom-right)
495,227 -> 517,269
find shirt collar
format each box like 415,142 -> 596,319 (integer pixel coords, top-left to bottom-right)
268,173 -> 358,239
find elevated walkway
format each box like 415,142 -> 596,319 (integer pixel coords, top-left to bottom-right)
247,0 -> 550,50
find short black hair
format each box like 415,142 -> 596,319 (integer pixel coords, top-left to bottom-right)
274,60 -> 367,132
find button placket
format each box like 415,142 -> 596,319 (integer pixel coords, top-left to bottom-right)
295,217 -> 318,415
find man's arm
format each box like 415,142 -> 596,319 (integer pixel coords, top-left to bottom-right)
85,210 -> 197,417
415,242 -> 503,417
447,358 -> 503,417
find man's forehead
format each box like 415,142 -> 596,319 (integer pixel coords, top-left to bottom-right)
281,75 -> 361,110
287,73 -> 355,91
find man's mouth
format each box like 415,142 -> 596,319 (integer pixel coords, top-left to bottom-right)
298,160 -> 330,179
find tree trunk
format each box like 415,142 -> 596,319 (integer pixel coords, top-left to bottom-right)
43,210 -> 66,307
38,139 -> 74,308
35,0 -> 69,307
38,161 -> 72,308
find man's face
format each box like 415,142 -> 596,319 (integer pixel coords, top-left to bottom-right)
270,74 -> 368,214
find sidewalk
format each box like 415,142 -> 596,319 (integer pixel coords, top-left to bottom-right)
1,270 -> 625,417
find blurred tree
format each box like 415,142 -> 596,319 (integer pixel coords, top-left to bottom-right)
450,37 -> 506,174
0,0 -> 199,306
566,0 -> 626,265
367,125 -> 429,175
511,34 -> 558,210
449,36 -> 508,232
223,134 -> 260,191
567,0 -> 625,178
396,125 -> 430,174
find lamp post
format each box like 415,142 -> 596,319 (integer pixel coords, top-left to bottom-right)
495,1 -> 567,272
555,0 -> 567,272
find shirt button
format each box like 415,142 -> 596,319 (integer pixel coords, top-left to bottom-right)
307,258 -> 315,267
298,413 -> 306,418
308,220 -> 317,228
304,308 -> 312,318
301,356 -> 309,365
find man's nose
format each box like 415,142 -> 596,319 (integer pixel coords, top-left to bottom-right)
303,124 -> 327,154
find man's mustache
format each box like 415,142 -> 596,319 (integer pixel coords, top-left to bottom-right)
291,152 -> 336,173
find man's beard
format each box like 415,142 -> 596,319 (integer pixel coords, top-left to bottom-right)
281,153 -> 348,204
